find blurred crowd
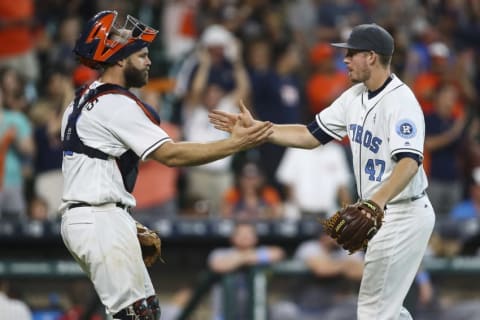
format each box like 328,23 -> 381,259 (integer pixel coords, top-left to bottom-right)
0,0 -> 480,318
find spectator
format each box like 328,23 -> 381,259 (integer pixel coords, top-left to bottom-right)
60,279 -> 103,320
31,292 -> 64,320
220,161 -> 283,220
425,83 -> 467,216
305,42 -> 350,116
273,232 -> 363,320
29,67 -> 73,218
402,18 -> 439,86
0,0 -> 40,83
208,221 -> 285,320
412,42 -> 474,117
247,40 -> 303,191
276,141 -> 352,219
162,0 -> 198,62
285,0 -> 318,47
0,87 -> 34,221
413,42 -> 452,115
0,66 -> 30,112
447,167 -> 480,256
26,195 -> 49,221
428,224 -> 463,258
174,24 -> 238,101
160,287 -> 192,320
450,167 -> 480,222
315,0 -> 367,43
181,38 -> 250,216
47,15 -> 82,73
410,268 -> 439,319
71,64 -> 98,88
0,278 -> 32,320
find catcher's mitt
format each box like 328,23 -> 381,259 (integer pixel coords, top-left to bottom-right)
321,200 -> 384,254
136,221 -> 162,267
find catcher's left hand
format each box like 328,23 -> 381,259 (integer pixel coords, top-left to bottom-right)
136,221 -> 162,267
321,200 -> 384,254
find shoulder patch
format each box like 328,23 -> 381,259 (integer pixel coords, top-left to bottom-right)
396,119 -> 417,139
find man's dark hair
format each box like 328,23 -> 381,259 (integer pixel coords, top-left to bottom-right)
378,54 -> 392,67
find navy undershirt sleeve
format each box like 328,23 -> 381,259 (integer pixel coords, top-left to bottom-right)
393,152 -> 422,166
307,120 -> 334,144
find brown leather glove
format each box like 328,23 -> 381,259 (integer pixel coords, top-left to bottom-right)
136,221 -> 162,267
321,200 -> 384,254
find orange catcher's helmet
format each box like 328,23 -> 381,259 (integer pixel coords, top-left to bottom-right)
74,10 -> 158,69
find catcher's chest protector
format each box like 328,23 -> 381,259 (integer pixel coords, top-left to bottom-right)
62,83 -> 161,192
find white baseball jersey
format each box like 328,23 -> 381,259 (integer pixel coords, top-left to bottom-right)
315,74 -> 428,202
60,81 -> 172,211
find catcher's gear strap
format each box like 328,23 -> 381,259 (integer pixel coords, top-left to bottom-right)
147,295 -> 161,320
62,83 -> 160,192
113,298 -> 154,320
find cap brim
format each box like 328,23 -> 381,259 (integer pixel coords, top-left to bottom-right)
330,42 -> 371,52
330,42 -> 353,49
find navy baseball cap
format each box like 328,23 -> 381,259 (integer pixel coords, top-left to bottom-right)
331,24 -> 394,56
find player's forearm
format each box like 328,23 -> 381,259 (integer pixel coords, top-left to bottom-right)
268,124 -> 320,149
370,158 -> 419,207
149,139 -> 238,167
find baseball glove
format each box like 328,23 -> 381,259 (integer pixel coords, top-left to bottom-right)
136,221 -> 162,267
321,200 -> 384,254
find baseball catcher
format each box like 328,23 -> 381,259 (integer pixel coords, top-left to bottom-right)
136,221 -> 162,267
321,200 -> 384,254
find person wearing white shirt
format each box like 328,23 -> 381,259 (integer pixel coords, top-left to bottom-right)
0,279 -> 32,320
276,141 -> 352,219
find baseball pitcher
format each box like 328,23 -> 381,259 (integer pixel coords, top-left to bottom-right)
210,23 -> 435,320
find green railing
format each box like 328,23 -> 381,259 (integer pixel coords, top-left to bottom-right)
177,256 -> 480,320
0,260 -> 84,278
3,257 -> 480,319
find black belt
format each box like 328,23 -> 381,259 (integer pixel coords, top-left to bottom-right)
68,202 -> 129,211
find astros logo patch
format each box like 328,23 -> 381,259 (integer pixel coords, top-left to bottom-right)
396,119 -> 416,139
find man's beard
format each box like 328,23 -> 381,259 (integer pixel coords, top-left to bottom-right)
124,61 -> 148,88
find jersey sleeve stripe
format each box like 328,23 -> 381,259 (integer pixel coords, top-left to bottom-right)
141,137 -> 172,160
316,114 -> 343,140
307,120 -> 334,144
391,148 -> 423,157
